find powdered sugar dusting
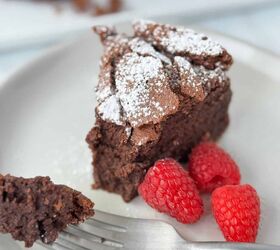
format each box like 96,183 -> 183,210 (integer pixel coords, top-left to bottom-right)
174,56 -> 191,71
129,38 -> 171,64
175,56 -> 199,87
125,127 -> 132,137
132,19 -> 155,33
96,85 -> 111,102
94,20 -> 230,127
174,57 -> 226,89
174,56 -> 205,101
101,35 -> 130,65
133,20 -> 223,57
194,65 -> 227,85
161,28 -> 223,56
115,52 -> 178,127
97,95 -> 123,125
129,38 -> 155,55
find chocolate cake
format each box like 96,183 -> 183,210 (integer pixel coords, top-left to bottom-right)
0,174 -> 94,247
86,20 -> 233,202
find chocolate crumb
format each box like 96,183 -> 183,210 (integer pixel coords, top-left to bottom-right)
0,174 -> 94,247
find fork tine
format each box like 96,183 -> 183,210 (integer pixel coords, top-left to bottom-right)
36,241 -> 72,250
55,237 -> 92,250
58,231 -> 120,250
85,217 -> 126,232
36,230 -> 121,250
36,211 -> 128,250
93,210 -> 131,228
50,242 -> 72,250
66,225 -> 123,247
66,225 -> 102,243
71,221 -> 125,243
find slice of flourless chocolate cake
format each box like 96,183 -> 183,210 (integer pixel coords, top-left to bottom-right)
86,20 -> 233,202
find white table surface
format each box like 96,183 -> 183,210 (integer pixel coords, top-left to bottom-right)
0,0 -> 280,84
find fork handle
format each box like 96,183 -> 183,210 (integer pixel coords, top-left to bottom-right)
186,242 -> 280,250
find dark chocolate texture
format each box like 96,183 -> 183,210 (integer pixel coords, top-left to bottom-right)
0,174 -> 94,247
86,20 -> 233,201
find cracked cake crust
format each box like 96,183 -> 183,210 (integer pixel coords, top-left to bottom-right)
86,20 -> 233,201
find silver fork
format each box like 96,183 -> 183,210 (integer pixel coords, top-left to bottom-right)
37,210 -> 279,250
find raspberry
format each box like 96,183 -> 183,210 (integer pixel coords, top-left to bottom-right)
189,142 -> 241,192
212,184 -> 260,242
138,158 -> 203,224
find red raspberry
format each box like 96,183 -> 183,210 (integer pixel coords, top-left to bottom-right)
138,158 -> 203,224
212,184 -> 260,242
189,142 -> 241,192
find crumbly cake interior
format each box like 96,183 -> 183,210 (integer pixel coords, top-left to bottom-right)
0,174 -> 94,247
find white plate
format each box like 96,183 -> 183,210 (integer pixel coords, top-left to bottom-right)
0,19 -> 280,249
